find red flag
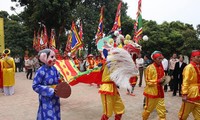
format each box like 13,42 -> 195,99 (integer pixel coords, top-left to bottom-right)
78,21 -> 83,49
49,29 -> 56,49
95,6 -> 104,44
65,31 -> 72,52
79,22 -> 83,41
111,1 -> 122,33
33,30 -> 38,51
37,30 -> 41,51
42,25 -> 48,48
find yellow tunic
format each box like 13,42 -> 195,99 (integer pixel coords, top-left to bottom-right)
99,65 -> 115,95
182,62 -> 200,101
179,62 -> 200,120
2,56 -> 15,86
143,63 -> 165,98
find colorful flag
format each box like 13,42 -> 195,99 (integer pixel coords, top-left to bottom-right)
111,1 -> 122,33
95,6 -> 104,44
79,22 -> 83,41
78,21 -> 83,49
33,30 -> 38,51
49,29 -> 56,49
37,30 -> 41,51
54,59 -> 79,84
65,31 -> 72,52
70,21 -> 83,55
39,25 -> 48,49
133,0 -> 142,43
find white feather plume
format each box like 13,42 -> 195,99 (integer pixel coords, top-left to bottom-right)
106,48 -> 139,89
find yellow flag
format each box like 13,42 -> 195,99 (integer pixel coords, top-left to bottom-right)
0,18 -> 5,53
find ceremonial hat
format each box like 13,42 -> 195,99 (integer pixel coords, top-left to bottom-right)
151,51 -> 163,60
191,50 -> 200,57
3,49 -> 11,55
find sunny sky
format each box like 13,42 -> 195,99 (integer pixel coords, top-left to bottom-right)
0,0 -> 199,28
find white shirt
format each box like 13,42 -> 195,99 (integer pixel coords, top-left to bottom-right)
136,58 -> 144,68
169,58 -> 179,70
179,62 -> 183,68
162,58 -> 168,71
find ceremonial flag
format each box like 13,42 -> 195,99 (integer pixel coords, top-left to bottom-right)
33,30 -> 38,51
79,22 -> 83,41
54,59 -> 79,84
111,1 -> 122,33
78,21 -> 83,49
95,6 -> 104,44
39,25 -> 48,49
65,31 -> 72,52
37,30 -> 41,51
70,21 -> 83,55
133,0 -> 142,43
49,29 -> 56,49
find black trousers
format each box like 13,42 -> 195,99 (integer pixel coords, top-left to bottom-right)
173,78 -> 182,96
138,67 -> 144,86
169,70 -> 174,91
26,69 -> 33,79
164,70 -> 168,92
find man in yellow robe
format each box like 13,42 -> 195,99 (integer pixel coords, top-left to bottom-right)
142,51 -> 166,120
178,50 -> 200,120
100,64 -> 125,120
2,49 -> 15,95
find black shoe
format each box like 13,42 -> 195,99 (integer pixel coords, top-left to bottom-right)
172,94 -> 176,96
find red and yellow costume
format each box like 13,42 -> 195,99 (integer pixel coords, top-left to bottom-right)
99,65 -> 125,120
143,51 -> 166,120
179,50 -> 200,120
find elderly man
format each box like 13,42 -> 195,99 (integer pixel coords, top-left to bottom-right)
179,50 -> 200,120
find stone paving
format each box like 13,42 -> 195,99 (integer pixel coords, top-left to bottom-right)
0,72 -> 193,120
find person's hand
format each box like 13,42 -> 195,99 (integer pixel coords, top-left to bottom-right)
54,88 -> 58,95
158,77 -> 165,84
182,95 -> 187,102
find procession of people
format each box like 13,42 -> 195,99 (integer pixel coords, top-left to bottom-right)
1,44 -> 199,120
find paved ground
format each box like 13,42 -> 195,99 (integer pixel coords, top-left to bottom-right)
0,72 -> 193,120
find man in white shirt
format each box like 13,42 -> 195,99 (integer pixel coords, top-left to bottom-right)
162,58 -> 169,92
136,54 -> 144,87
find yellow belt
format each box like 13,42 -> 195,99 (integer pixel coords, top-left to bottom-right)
48,85 -> 57,89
